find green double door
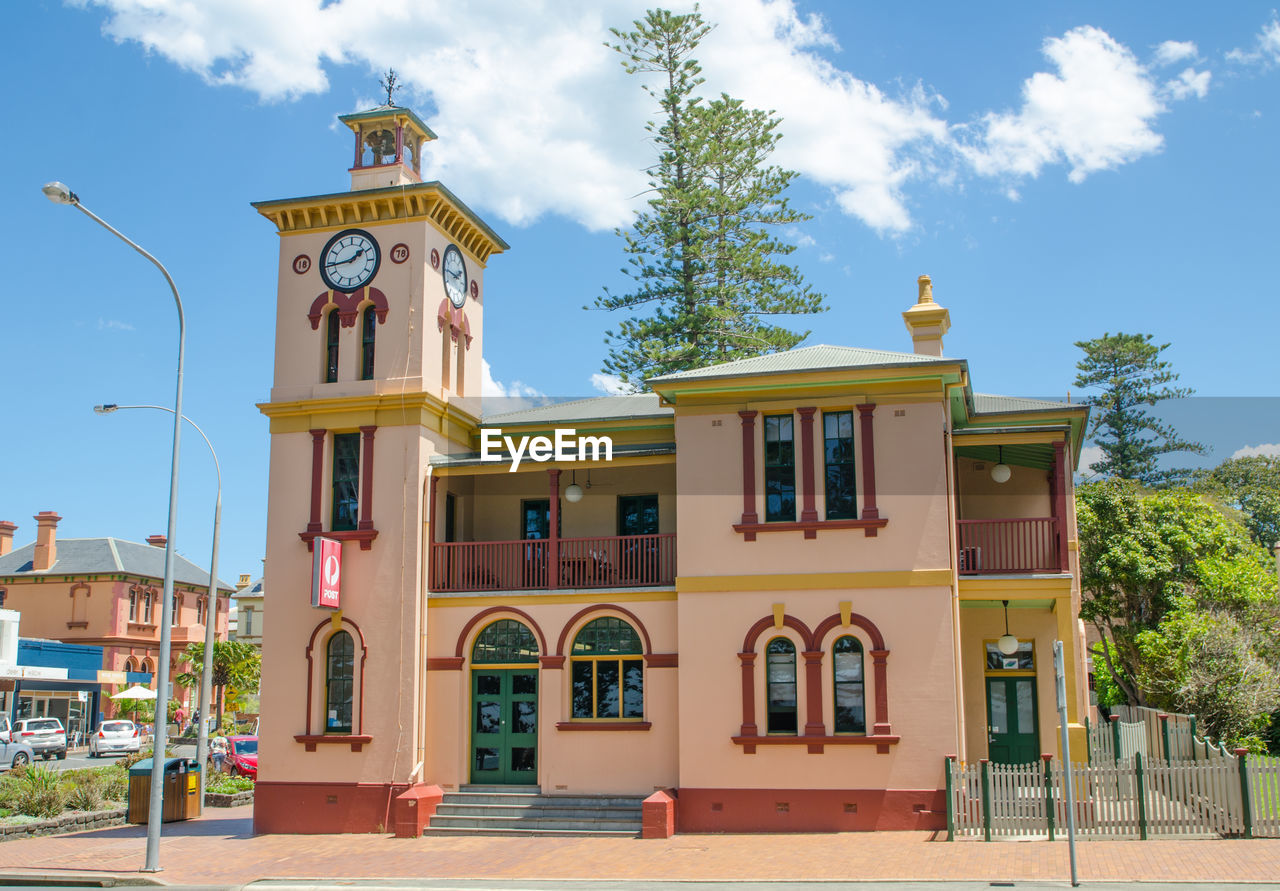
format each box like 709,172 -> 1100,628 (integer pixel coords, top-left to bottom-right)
986,676 -> 1039,764
470,669 -> 538,784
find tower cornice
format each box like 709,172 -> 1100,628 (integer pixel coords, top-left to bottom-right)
251,182 -> 509,265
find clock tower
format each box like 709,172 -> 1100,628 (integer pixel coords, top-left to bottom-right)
250,104 -> 507,833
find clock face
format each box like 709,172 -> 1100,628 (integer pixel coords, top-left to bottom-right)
320,229 -> 380,293
442,244 -> 468,308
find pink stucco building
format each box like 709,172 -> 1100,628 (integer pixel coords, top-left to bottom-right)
251,104 -> 1090,836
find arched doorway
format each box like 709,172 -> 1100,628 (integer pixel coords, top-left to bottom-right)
469,619 -> 539,785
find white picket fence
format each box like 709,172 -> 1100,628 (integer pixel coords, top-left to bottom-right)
947,754 -> 1280,840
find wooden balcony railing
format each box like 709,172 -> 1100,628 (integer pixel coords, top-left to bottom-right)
956,517 -> 1064,574
429,533 -> 676,593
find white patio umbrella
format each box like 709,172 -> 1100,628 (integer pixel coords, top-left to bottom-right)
111,685 -> 157,701
110,684 -> 157,725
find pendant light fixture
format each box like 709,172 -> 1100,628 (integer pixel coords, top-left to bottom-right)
565,470 -> 584,503
990,445 -> 1012,484
997,599 -> 1019,655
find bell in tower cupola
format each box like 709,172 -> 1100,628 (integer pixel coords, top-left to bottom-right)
339,71 -> 437,191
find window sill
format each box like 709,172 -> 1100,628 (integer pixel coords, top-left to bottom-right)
66,621 -> 89,630
299,528 -> 378,551
126,622 -> 157,632
733,517 -> 888,541
732,733 -> 899,754
294,734 -> 372,752
556,721 -> 651,732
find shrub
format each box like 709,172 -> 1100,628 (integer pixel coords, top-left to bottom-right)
67,777 -> 106,812
10,767 -> 68,819
98,766 -> 128,802
206,773 -> 254,794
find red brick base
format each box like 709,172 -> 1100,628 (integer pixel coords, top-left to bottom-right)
675,787 -> 945,833
641,789 -> 677,838
254,781 -> 410,834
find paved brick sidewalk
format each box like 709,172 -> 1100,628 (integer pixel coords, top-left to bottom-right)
1,806 -> 1278,885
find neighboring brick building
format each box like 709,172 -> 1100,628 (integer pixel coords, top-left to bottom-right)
0,513 -> 233,711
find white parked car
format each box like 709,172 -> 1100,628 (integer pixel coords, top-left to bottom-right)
88,720 -> 141,757
11,718 -> 67,760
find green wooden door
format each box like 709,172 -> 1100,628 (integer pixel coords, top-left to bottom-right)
470,669 -> 538,785
987,676 -> 1039,764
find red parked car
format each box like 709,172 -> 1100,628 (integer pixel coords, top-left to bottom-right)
224,735 -> 258,779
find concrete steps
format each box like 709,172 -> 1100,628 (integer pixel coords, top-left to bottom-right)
424,785 -> 644,837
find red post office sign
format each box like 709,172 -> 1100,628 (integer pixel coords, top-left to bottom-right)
311,537 -> 342,609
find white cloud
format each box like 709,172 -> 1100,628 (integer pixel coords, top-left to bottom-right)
74,4 -> 1205,233
1231,443 -> 1280,459
961,27 -> 1171,184
97,318 -> 135,331
1228,16 -> 1280,66
590,372 -> 635,396
1153,40 -> 1198,67
480,358 -> 543,400
786,227 -> 816,248
1076,444 -> 1105,475
1163,67 -> 1211,100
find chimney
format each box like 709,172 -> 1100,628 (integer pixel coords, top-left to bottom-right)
902,274 -> 951,357
237,573 -> 251,590
146,535 -> 167,549
33,512 -> 61,571
0,521 -> 16,557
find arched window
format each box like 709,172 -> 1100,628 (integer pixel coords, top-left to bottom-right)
570,617 -> 643,719
360,305 -> 376,380
142,657 -> 154,674
326,631 -> 354,734
471,619 -> 539,664
766,637 -> 797,734
833,635 -> 865,734
325,308 -> 340,383
124,657 -> 137,672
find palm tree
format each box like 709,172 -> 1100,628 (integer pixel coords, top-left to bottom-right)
176,640 -> 261,731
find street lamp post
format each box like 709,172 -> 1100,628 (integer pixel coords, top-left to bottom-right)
44,181 -> 183,873
95,404 -> 222,804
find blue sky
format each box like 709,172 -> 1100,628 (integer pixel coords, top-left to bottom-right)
4,1 -> 1279,584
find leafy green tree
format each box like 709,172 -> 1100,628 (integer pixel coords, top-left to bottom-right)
1074,332 -> 1205,483
1076,479 -> 1268,706
1195,455 -> 1280,548
1136,602 -> 1280,749
176,640 -> 261,731
596,7 -> 825,384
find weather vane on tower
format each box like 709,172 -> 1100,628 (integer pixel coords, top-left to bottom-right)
380,68 -> 400,106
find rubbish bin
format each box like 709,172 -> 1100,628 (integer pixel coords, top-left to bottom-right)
127,758 -> 202,823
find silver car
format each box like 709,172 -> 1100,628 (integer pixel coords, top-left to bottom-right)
0,717 -> 36,769
11,718 -> 67,760
88,720 -> 141,757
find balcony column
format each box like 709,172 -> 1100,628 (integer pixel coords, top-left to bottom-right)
548,469 -> 560,589
1052,441 -> 1069,571
738,652 -> 758,737
427,476 -> 439,590
857,404 -> 880,523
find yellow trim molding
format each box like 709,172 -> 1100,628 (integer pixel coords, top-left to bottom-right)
678,569 -> 952,593
958,576 -> 1072,601
427,589 -> 678,608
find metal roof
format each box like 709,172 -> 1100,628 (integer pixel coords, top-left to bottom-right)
0,538 -> 235,592
648,344 -> 957,385
481,394 -> 671,426
972,393 -> 1077,414
337,105 -> 438,139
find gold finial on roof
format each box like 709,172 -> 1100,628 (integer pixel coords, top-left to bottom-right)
917,274 -> 934,304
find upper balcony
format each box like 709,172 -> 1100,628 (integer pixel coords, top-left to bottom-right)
428,453 -> 676,594
952,432 -> 1072,576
